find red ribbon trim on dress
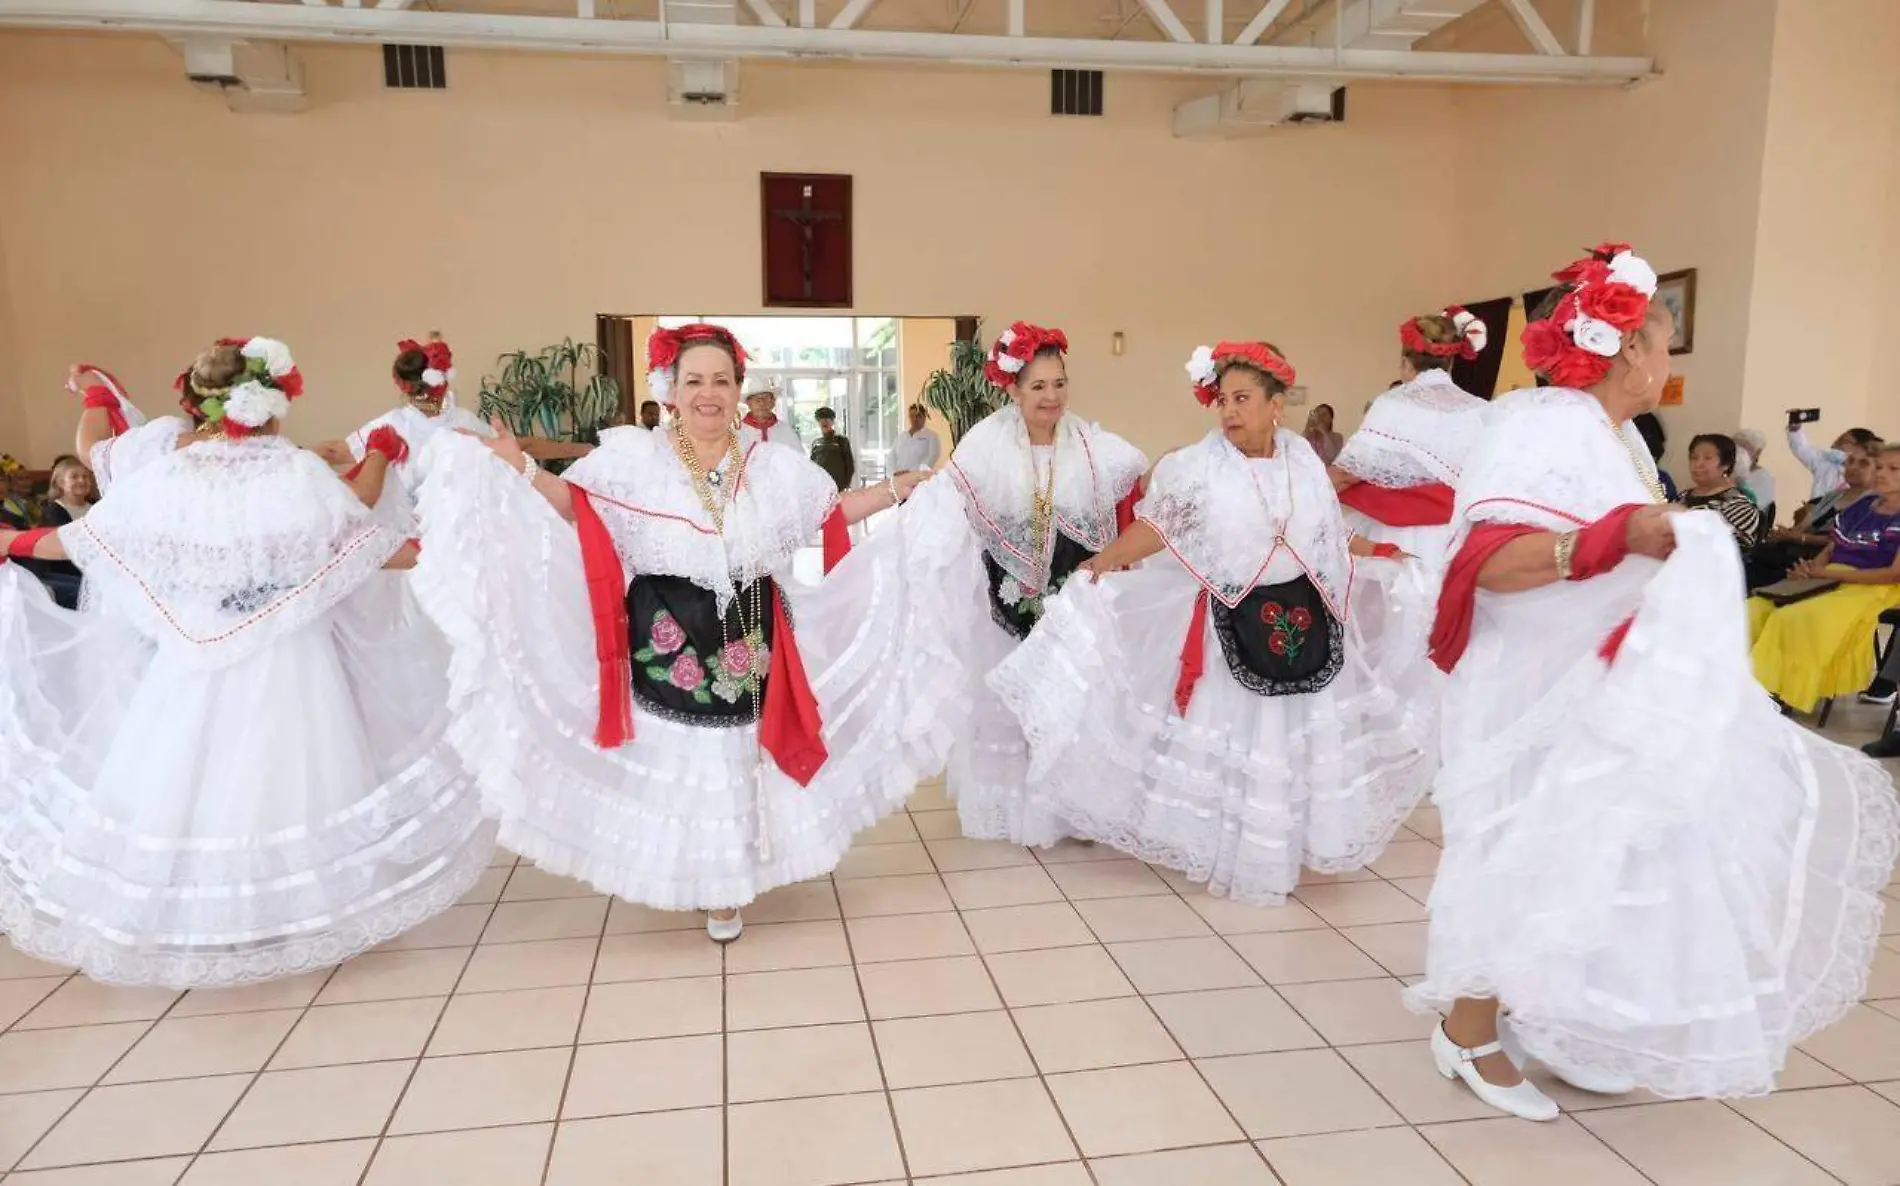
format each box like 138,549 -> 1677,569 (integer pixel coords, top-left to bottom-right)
571,486 -> 635,748
1336,481 -> 1455,527
82,386 -> 129,438
4,527 -> 54,562
1173,587 -> 1210,715
1114,479 -> 1144,536
761,584 -> 829,786
1428,504 -> 1646,674
822,503 -> 851,574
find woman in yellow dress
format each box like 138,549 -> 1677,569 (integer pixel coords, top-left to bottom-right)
1750,443 -> 1900,712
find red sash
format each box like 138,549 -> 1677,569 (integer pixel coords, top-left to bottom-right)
571,487 -> 635,748
1337,481 -> 1455,527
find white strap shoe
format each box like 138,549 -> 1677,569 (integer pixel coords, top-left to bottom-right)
1497,1014 -> 1635,1096
1432,1023 -> 1560,1122
706,910 -> 744,944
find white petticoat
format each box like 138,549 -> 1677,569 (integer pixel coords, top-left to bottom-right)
1341,509 -> 1456,575
990,557 -> 1439,903
411,437 -> 968,911
1405,513 -> 1898,1098
0,566 -> 495,988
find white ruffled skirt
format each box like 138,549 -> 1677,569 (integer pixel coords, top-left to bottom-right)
411,440 -> 967,911
1342,508 -> 1456,573
1405,513 -> 1899,1098
0,566 -> 494,988
989,557 -> 1439,903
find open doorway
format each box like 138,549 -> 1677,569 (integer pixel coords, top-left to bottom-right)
598,314 -> 973,483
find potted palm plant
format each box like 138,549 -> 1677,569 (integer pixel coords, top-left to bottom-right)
922,326 -> 1002,445
477,339 -> 620,470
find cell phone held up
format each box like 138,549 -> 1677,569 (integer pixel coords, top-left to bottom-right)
1786,408 -> 1822,425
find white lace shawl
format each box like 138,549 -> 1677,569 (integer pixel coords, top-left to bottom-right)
60,436 -> 402,669
347,403 -> 493,466
1452,387 -> 1664,544
946,404 -> 1148,595
88,416 -> 190,496
563,425 -> 839,613
1138,429 -> 1355,616
1334,370 -> 1488,489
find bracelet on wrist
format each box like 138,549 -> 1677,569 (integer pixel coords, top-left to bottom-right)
520,453 -> 540,482
1553,531 -> 1579,581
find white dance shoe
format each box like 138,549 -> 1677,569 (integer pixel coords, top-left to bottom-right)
1497,1015 -> 1635,1096
1432,1024 -> 1560,1122
706,911 -> 744,944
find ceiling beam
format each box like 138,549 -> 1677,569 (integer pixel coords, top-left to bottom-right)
829,0 -> 878,28
1575,0 -> 1593,54
1499,0 -> 1562,55
1007,0 -> 1023,37
1204,0 -> 1221,45
1138,0 -> 1194,43
743,0 -> 787,26
1232,0 -> 1292,48
0,0 -> 1650,81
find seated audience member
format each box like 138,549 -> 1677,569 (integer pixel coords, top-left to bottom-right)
1676,432 -> 1761,548
1734,427 -> 1776,510
1748,443 -> 1900,714
1863,638 -> 1900,757
1787,414 -> 1881,500
1745,437 -> 1879,588
39,455 -> 95,525
1,454 -> 39,528
1633,411 -> 1677,500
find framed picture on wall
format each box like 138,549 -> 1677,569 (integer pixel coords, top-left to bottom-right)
1655,268 -> 1697,355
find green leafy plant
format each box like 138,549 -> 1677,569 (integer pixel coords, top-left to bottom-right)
476,339 -> 620,468
922,326 -> 1002,445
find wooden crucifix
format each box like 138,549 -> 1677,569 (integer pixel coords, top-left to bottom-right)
760,173 -> 853,308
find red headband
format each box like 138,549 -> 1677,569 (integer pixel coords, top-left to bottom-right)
985,322 -> 1069,389
1520,241 -> 1657,391
648,323 -> 750,383
1192,341 -> 1296,406
1399,306 -> 1486,361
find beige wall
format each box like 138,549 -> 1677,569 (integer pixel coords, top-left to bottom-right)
0,32 -> 1466,463
1737,0 -> 1900,502
1445,0 -> 1781,472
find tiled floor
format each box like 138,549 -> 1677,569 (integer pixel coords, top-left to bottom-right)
3,712 -> 1899,1185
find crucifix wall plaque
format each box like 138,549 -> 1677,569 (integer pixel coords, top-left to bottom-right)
761,172 -> 852,308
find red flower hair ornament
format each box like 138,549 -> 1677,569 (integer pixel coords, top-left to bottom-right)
172,336 -> 305,439
1185,341 -> 1296,407
984,322 -> 1069,390
1399,306 -> 1489,361
1519,242 -> 1659,391
646,323 -> 751,406
395,334 -> 456,401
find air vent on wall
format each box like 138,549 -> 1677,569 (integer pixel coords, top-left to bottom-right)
383,44 -> 446,90
1051,69 -> 1104,117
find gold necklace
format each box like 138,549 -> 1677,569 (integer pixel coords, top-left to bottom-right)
676,424 -> 745,532
1605,417 -> 1667,504
1029,442 -> 1058,586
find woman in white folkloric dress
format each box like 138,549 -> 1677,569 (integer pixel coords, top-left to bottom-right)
1411,243 -> 1898,1120
312,334 -> 493,537
990,340 -> 1437,903
0,336 -> 493,987
412,323 -> 961,942
1332,307 -> 1490,568
900,322 -> 1148,848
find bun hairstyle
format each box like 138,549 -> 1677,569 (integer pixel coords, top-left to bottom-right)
173,336 -> 305,437
1186,341 -> 1296,406
394,332 -> 454,405
1399,308 -> 1487,373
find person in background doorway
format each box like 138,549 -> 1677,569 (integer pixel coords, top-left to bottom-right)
740,377 -> 800,450
639,400 -> 663,430
810,406 -> 855,491
1633,411 -> 1677,500
1302,403 -> 1344,465
891,402 -> 942,474
1787,413 -> 1880,500
1733,428 -> 1776,512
